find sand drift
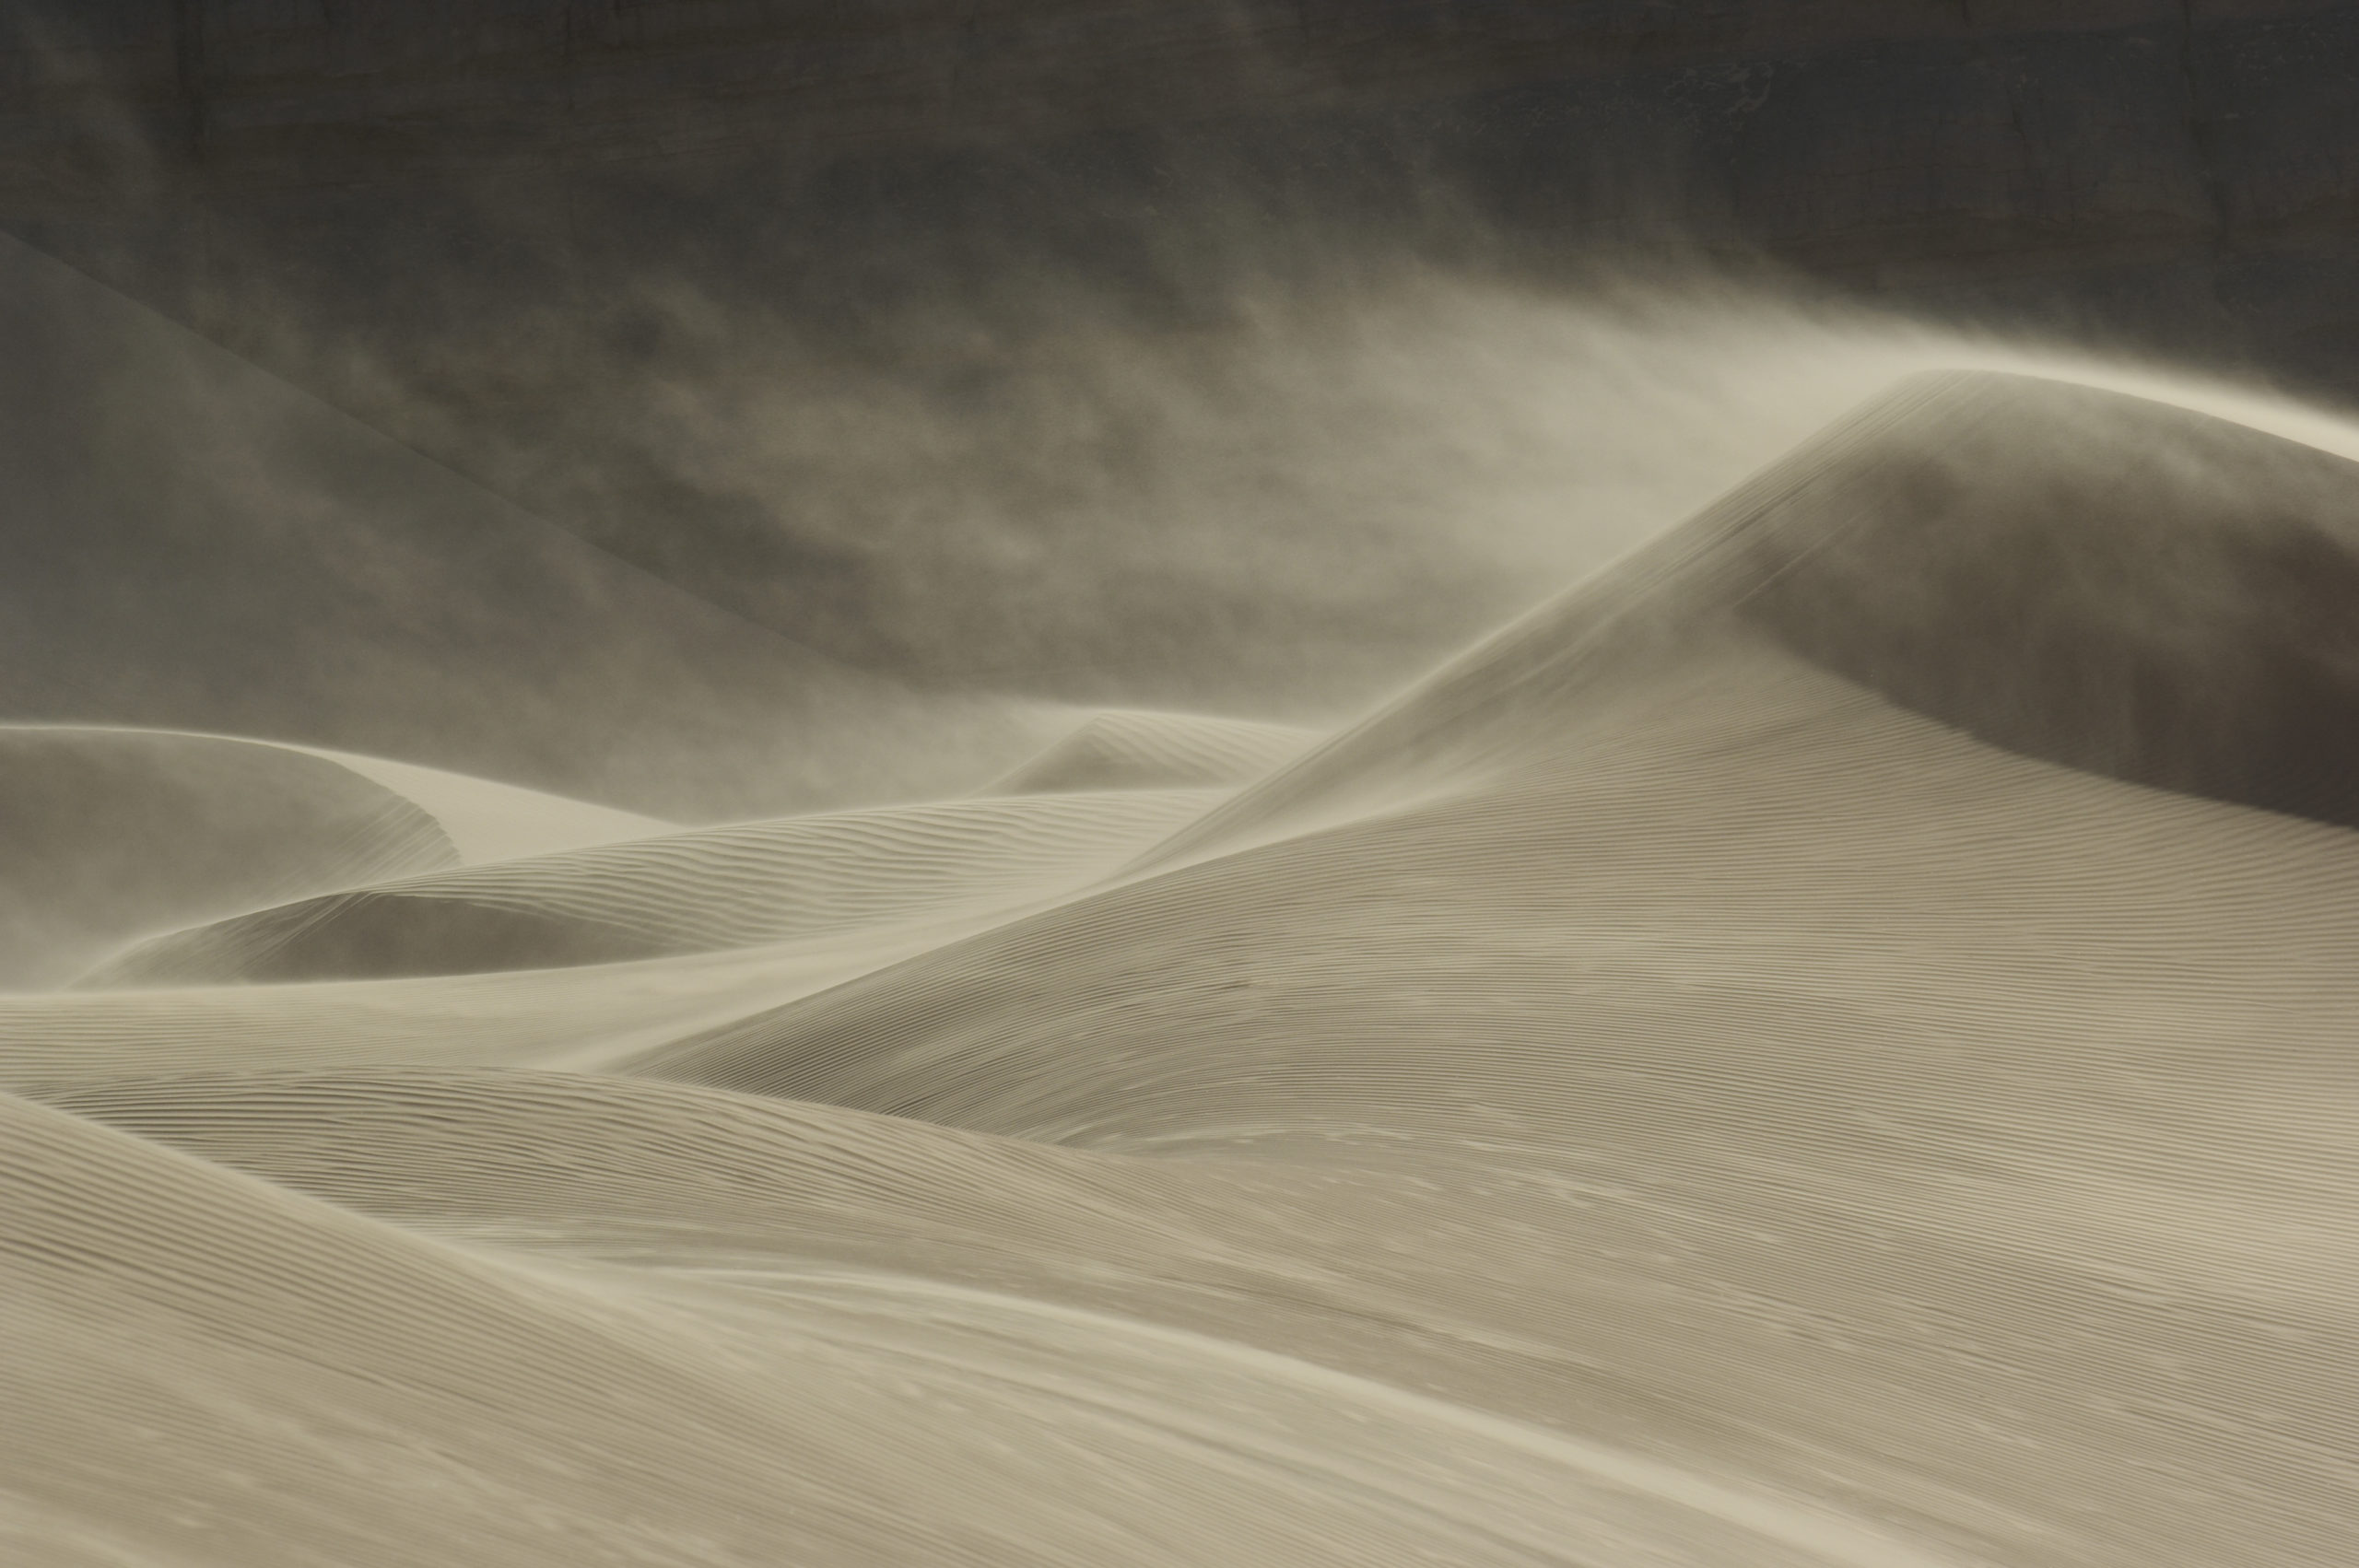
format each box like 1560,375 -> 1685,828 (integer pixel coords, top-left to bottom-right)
6,370 -> 2358,1566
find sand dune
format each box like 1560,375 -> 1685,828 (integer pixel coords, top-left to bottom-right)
289,746 -> 675,863
1143,369 -> 2359,867
0,941 -> 965,1093
981,709 -> 1320,794
3,1079 -> 1939,1568
624,635 -> 2359,1568
6,369 -> 2359,1566
88,788 -> 1220,985
0,231 -> 1050,819
0,727 -> 457,989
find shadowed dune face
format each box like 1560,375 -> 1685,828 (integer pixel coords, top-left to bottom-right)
87,789 -> 1224,986
1148,369 -> 2359,864
1734,372 -> 2359,831
96,891 -> 663,988
622,634 -> 2359,1568
0,728 -> 454,988
7,367 -> 2359,1568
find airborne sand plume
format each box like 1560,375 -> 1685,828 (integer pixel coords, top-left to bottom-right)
5,329 -> 2359,1568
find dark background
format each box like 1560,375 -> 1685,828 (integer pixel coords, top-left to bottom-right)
5,0 -> 2358,720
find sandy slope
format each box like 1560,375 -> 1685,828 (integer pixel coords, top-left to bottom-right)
88,788 -> 1220,985
0,724 -> 689,988
627,634 -> 2359,1568
0,727 -> 457,988
0,939 -> 950,1092
289,746 -> 675,863
4,370 -> 2358,1567
980,709 -> 1320,794
6,1081 -> 1942,1568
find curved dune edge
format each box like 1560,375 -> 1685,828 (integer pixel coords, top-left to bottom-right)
286,743 -> 677,862
5,1082 -> 1959,1568
84,788 -> 1223,986
1137,369 -> 2359,872
0,726 -> 459,989
8,725 -> 681,865
0,721 -> 685,988
980,709 -> 1322,795
0,924 -> 992,1092
623,634 -> 2359,1568
9,369 -> 2359,1567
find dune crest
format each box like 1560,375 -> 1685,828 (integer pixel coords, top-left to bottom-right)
291,746 -> 677,863
1147,369 -> 2359,870
981,709 -> 1321,794
0,727 -> 456,989
6,370 -> 2359,1567
85,788 -> 1223,986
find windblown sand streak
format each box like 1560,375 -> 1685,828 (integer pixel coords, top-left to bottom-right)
91,788 -> 1222,984
6,370 -> 2358,1566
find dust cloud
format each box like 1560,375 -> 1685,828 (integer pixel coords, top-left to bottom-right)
7,54 -> 2359,1567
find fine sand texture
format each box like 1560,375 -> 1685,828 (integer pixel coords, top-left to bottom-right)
0,728 -> 458,989
89,788 -> 1223,986
5,369 -> 2357,1568
0,231 -> 1051,820
980,709 -> 1320,794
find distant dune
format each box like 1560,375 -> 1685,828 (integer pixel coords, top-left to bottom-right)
0,232 -> 1050,820
92,788 -> 1222,986
980,709 -> 1320,794
0,727 -> 456,988
6,369 -> 2358,1568
291,747 -> 675,863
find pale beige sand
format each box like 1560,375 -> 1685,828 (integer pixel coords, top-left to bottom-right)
289,745 -> 676,863
0,939 -> 948,1091
6,371 -> 2358,1567
87,788 -> 1221,985
980,708 -> 1320,794
0,725 -> 678,988
621,636 -> 2359,1568
0,727 -> 457,988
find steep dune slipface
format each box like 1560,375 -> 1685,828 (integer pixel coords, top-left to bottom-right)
5,370 -> 2359,1568
1732,372 -> 2359,830
628,373 -> 2359,1568
0,728 -> 455,988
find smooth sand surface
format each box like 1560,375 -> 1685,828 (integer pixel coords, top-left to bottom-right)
291,746 -> 677,863
6,370 -> 2358,1567
0,727 -> 458,988
980,709 -> 1320,794
91,788 -> 1224,986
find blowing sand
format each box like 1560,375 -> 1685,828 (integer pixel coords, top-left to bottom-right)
5,369 -> 2357,1566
